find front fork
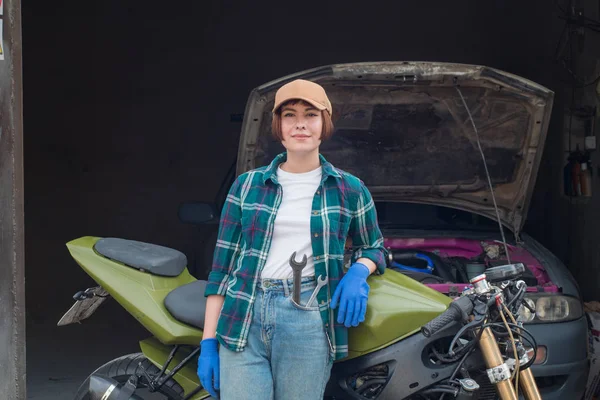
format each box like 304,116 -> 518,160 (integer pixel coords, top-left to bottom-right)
518,368 -> 542,400
478,327 -> 542,400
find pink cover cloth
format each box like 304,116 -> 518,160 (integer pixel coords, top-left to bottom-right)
384,237 -> 553,287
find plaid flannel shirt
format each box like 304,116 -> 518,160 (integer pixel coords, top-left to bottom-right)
204,152 -> 387,361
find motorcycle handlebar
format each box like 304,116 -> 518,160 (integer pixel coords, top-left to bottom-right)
421,296 -> 474,337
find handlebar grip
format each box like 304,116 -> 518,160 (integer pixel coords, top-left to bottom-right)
421,307 -> 462,337
421,296 -> 474,337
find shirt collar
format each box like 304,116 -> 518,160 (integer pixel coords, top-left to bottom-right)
262,152 -> 341,185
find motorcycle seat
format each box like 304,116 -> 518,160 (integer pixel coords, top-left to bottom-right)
164,280 -> 207,329
94,237 -> 187,277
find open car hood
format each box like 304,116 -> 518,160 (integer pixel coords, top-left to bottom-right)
237,62 -> 554,238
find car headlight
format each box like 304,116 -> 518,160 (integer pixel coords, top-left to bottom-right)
517,294 -> 583,324
517,298 -> 536,323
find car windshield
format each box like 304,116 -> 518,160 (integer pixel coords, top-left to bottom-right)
374,201 -> 502,232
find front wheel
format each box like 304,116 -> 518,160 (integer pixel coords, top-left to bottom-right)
73,353 -> 187,400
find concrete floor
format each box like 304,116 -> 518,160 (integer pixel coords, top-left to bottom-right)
26,300 -> 152,399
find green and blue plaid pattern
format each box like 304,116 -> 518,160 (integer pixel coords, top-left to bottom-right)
205,152 -> 387,360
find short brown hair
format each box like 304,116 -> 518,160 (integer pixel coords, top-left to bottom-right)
271,100 -> 334,141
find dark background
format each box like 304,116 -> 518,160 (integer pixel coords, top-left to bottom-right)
21,0 -> 600,396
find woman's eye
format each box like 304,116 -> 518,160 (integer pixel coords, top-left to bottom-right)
283,113 -> 294,117
307,113 -> 318,117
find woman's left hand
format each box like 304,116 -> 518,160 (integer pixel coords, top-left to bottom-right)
331,262 -> 370,327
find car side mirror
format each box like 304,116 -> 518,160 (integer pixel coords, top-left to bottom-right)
178,202 -> 218,225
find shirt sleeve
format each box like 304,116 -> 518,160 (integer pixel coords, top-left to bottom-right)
349,182 -> 388,274
204,176 -> 244,297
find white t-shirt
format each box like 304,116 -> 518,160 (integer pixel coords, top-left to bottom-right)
261,165 -> 322,279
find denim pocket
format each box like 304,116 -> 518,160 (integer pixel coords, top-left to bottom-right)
289,287 -> 320,311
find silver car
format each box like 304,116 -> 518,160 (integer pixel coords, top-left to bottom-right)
233,62 -> 588,399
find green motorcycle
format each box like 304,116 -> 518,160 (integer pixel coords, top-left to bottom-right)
60,235 -> 542,400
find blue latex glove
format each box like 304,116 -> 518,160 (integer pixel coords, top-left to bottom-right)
198,338 -> 220,398
331,262 -> 370,327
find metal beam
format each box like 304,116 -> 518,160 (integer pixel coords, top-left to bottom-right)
0,0 -> 25,398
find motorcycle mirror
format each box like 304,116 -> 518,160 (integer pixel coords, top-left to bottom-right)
178,202 -> 217,225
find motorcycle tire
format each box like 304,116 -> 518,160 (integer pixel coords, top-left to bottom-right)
73,353 -> 187,400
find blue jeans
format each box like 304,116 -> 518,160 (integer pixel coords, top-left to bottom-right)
219,277 -> 333,400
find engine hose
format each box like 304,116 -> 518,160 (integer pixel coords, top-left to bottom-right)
390,250 -> 455,282
440,347 -> 476,400
431,337 -> 476,363
506,285 -> 526,310
431,346 -> 464,363
489,286 -> 525,324
448,319 -> 483,356
478,323 -> 538,370
420,387 -> 458,395
356,379 -> 388,396
482,322 -> 538,348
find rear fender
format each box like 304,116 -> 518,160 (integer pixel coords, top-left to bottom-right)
140,337 -> 207,400
66,236 -> 203,345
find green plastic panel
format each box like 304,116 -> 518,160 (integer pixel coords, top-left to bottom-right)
68,236 -> 451,365
66,236 -> 204,345
347,269 -> 451,359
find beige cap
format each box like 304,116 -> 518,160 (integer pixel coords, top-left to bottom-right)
272,79 -> 332,115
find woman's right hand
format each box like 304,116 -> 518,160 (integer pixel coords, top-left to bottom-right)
198,338 -> 220,398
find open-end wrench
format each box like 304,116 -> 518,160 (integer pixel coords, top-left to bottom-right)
306,275 -> 329,308
289,251 -> 307,304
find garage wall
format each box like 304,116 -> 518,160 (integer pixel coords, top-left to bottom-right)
544,0 -> 600,301
23,0 -> 579,324
0,0 -> 25,397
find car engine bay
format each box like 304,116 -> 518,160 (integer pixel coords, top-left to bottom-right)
381,237 -> 558,297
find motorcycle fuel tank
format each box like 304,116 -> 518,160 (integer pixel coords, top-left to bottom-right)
347,268 -> 451,359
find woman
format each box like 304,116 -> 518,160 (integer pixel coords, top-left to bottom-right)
197,79 -> 387,400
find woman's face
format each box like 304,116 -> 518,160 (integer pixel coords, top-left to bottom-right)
280,102 -> 323,155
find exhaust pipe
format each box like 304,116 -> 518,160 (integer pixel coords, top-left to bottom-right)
89,375 -> 144,400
